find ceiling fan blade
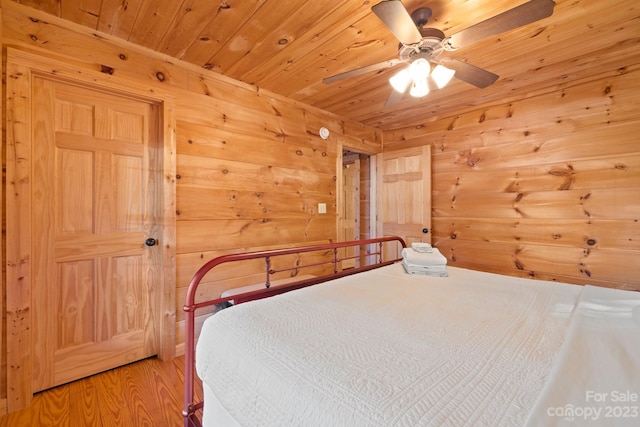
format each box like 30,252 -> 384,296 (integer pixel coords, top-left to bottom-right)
371,0 -> 423,45
384,88 -> 406,107
445,0 -> 555,50
323,58 -> 405,84
438,58 -> 499,88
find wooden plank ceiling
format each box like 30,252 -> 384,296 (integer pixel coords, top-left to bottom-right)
12,0 -> 640,131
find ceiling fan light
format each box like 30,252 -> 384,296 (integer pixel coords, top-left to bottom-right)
389,68 -> 412,93
432,64 -> 456,89
409,58 -> 430,80
409,77 -> 429,98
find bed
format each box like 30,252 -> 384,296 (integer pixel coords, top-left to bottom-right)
182,237 -> 640,427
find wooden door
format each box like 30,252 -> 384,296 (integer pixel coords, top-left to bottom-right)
340,157 -> 360,269
31,77 -> 160,391
377,146 -> 432,260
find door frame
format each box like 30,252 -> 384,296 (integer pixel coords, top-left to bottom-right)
336,141 -> 379,266
5,48 -> 177,411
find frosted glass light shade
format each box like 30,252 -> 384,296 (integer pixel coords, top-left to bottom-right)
388,58 -> 434,97
431,64 -> 455,89
389,68 -> 411,93
409,58 -> 430,80
409,77 -> 429,97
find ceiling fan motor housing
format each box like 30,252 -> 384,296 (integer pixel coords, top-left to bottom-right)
398,27 -> 446,62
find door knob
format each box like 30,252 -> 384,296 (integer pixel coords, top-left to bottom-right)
145,238 -> 157,247
422,228 -> 429,234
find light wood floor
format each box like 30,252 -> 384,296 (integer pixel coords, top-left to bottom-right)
0,356 -> 202,427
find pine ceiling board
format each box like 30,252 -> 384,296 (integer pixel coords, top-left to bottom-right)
180,0 -> 268,69
289,31 -> 401,99
261,12 -> 395,96
16,0 -> 58,15
61,0 -> 100,28
440,2 -> 640,89
239,0 -> 374,89
155,0 -> 222,59
127,0 -> 185,50
97,0 -> 146,39
202,0 -> 309,77
311,73 -> 400,121
226,0 -> 352,80
305,66 -> 400,114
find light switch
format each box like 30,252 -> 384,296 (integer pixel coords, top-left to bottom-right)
318,203 -> 327,214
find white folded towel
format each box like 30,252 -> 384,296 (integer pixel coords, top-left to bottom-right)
411,242 -> 433,253
402,259 -> 448,276
402,247 -> 447,266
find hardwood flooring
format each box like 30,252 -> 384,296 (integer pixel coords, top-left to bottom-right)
0,356 -> 202,427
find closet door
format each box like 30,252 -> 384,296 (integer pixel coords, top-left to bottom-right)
377,145 -> 432,260
31,76 -> 161,391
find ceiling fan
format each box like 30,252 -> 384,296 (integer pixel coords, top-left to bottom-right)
323,0 -> 556,106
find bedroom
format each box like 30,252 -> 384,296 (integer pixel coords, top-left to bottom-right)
1,0 -> 639,424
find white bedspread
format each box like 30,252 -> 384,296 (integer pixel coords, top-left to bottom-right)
525,285 -> 640,427
196,264 -> 587,426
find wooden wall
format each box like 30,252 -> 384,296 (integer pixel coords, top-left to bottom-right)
384,66 -> 640,290
0,0 -> 381,402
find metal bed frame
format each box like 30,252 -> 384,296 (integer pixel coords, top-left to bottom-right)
182,236 -> 406,427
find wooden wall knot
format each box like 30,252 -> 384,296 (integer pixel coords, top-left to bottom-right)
467,156 -> 478,166
549,165 -> 575,181
100,65 -> 114,75
580,268 -> 592,278
548,165 -> 575,190
505,181 -> 519,193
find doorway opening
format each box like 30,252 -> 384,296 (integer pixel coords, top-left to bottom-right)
340,150 -> 375,268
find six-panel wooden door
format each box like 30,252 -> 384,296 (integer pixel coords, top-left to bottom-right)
377,146 -> 432,260
31,76 -> 161,391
